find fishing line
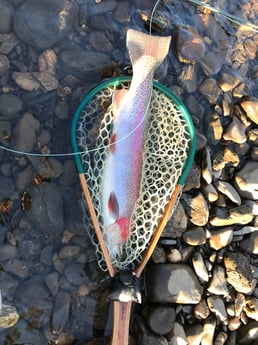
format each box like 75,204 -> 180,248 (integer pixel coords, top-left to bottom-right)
0,103 -> 154,157
186,0 -> 258,32
149,0 -> 161,35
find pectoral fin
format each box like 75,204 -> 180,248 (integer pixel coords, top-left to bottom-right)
108,192 -> 119,219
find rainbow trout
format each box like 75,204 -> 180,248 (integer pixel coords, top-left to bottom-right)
102,29 -> 171,260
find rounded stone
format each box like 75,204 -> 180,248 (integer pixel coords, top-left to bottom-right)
13,0 -> 77,50
0,94 -> 23,119
146,264 -> 203,304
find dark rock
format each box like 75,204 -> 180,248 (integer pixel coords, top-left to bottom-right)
146,264 -> 203,304
26,183 -> 64,236
0,93 -> 23,119
0,0 -> 14,33
0,54 -> 9,77
11,113 -> 40,152
224,251 -> 254,294
13,0 -> 78,50
59,49 -> 112,78
146,305 -> 176,335
0,175 -> 15,199
15,275 -> 53,328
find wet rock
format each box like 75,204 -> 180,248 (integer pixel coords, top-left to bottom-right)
201,315 -> 216,345
32,72 -> 59,91
0,120 -> 11,146
199,78 -> 221,104
240,232 -> 258,254
192,251 -> 209,282
178,65 -> 197,92
235,161 -> 258,200
26,183 -> 64,235
182,227 -> 206,246
0,303 -> 19,329
214,180 -> 241,205
0,175 -> 15,199
235,293 -> 245,317
0,244 -> 17,261
0,271 -> 19,300
184,95 -> 204,121
166,248 -> 182,263
182,192 -> 209,226
59,49 -> 111,78
194,299 -> 210,320
163,201 -> 187,238
243,297 -> 258,321
202,183 -> 218,202
223,116 -> 246,144
15,275 -> 53,328
0,54 -> 9,77
12,72 -> 40,91
247,128 -> 258,146
14,164 -> 34,191
237,320 -> 258,344
206,112 -> 223,145
11,113 -> 40,152
175,25 -> 206,63
64,263 -> 88,286
51,290 -> 71,334
201,147 -> 212,184
224,251 -> 254,294
13,0 -> 77,50
59,245 -> 81,259
209,227 -> 233,250
38,49 -> 57,75
146,264 -> 203,304
12,71 -> 59,92
0,33 -> 19,54
219,69 -> 241,92
207,265 -> 229,296
3,258 -> 29,279
141,334 -> 168,345
146,305 -> 175,335
152,246 -> 166,264
184,161 -> 201,190
212,147 -> 239,171
200,52 -> 221,76
185,323 -> 203,345
0,93 -> 23,119
55,100 -> 70,120
240,97 -> 258,125
89,31 -> 114,53
44,272 -> 59,297
209,205 -> 253,226
207,296 -> 227,323
214,331 -> 228,345
170,322 -> 187,345
0,0 -> 14,33
28,156 -> 64,178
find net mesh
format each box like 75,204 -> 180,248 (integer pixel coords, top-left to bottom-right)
76,82 -> 190,271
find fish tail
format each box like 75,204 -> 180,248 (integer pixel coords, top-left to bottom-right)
126,29 -> 171,68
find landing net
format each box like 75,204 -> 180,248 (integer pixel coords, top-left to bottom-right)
76,78 -> 191,271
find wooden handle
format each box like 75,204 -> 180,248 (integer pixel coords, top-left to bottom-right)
111,301 -> 132,345
79,173 -> 115,277
135,184 -> 182,277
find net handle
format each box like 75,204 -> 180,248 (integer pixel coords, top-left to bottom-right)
111,301 -> 132,345
79,173 -> 115,277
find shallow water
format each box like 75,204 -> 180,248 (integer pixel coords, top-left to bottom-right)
0,0 -> 257,344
